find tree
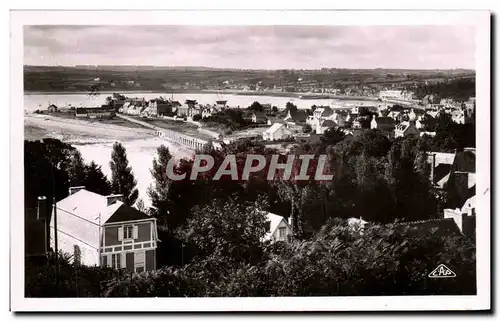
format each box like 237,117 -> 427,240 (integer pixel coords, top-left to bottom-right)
192,114 -> 202,121
285,102 -> 298,113
384,137 -> 437,221
183,196 -> 269,264
320,128 -> 345,147
147,145 -> 173,228
24,139 -> 74,209
67,150 -> 87,187
109,142 -> 138,206
271,106 -> 279,113
248,101 -> 263,112
84,161 -> 111,196
303,124 -> 313,134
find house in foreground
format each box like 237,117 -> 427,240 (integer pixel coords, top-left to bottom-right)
263,213 -> 293,243
50,187 -> 158,272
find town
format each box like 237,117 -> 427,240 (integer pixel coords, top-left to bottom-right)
25,75 -> 477,297
21,23 -> 479,299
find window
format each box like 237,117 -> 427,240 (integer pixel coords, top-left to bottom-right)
278,227 -> 286,240
111,253 -> 121,269
134,251 -> 145,273
124,225 -> 134,239
118,225 -> 138,241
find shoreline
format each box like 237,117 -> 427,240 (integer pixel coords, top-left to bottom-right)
24,89 -> 383,101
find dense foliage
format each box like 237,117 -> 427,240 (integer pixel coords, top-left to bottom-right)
24,139 -> 111,209
101,218 -> 475,297
24,111 -> 476,297
412,78 -> 475,102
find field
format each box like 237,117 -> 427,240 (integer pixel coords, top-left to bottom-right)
24,65 -> 476,93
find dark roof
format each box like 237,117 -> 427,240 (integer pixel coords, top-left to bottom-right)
106,203 -> 150,223
452,150 -> 475,173
48,104 -> 58,109
288,110 -> 308,122
75,107 -> 88,114
434,163 -> 452,184
316,106 -> 334,117
322,119 -> 337,128
390,105 -> 405,112
375,117 -> 396,125
394,218 -> 462,238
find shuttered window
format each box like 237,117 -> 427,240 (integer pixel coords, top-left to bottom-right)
119,225 -> 136,241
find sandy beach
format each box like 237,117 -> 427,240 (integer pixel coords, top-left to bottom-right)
24,113 -> 195,207
24,113 -> 156,143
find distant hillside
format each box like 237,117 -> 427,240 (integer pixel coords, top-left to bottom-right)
23,65 -> 475,93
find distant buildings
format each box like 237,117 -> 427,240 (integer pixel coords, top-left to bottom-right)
394,121 -> 419,138
47,104 -> 58,113
75,106 -> 116,119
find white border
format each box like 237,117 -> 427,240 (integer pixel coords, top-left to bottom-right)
10,10 -> 491,312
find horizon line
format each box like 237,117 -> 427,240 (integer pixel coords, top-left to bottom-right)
24,64 -> 476,72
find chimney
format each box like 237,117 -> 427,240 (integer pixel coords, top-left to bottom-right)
69,186 -> 86,195
37,196 -> 47,220
106,194 -> 123,206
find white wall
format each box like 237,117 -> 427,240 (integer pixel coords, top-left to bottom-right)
270,220 -> 293,242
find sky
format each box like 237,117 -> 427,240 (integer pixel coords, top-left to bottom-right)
24,25 -> 476,70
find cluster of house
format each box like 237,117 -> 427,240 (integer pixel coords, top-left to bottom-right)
45,103 -> 116,119
260,95 -> 475,143
116,98 -> 230,119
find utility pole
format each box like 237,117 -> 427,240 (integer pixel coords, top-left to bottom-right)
51,162 -> 60,294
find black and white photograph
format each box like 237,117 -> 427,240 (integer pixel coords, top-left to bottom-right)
10,9 -> 491,312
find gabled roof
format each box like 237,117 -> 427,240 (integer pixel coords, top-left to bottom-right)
461,195 -> 476,213
263,212 -> 290,241
395,121 -> 412,132
55,190 -> 150,226
105,202 -> 150,224
264,123 -> 284,134
394,218 -> 462,238
430,152 -> 456,166
56,189 -> 109,223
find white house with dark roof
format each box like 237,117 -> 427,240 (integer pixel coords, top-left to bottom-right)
263,213 -> 293,243
50,187 -> 158,272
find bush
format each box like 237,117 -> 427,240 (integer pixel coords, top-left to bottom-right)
101,220 -> 475,297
